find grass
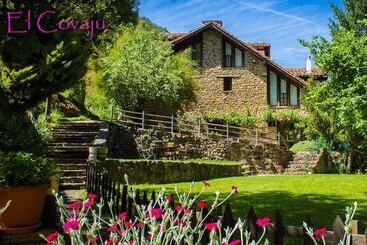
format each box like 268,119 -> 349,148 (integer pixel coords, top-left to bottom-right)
137,175 -> 367,233
289,140 -> 317,153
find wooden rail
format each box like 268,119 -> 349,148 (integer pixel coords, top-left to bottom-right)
112,109 -> 282,146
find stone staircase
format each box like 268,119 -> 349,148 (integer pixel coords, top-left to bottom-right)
284,151 -> 319,174
47,121 -> 101,191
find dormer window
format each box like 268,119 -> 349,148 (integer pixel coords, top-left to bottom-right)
223,41 -> 243,67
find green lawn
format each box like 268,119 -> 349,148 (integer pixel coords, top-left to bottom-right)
137,175 -> 367,232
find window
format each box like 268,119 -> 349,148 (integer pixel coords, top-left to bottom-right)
223,77 -> 232,91
223,41 -> 244,67
290,84 -> 298,106
268,70 -> 300,107
235,48 -> 243,67
224,42 -> 233,67
269,71 -> 278,106
280,79 -> 288,106
190,42 -> 202,66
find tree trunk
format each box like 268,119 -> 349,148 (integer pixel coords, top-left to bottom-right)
44,96 -> 52,122
346,146 -> 354,173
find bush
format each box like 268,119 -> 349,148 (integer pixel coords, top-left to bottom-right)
203,110 -> 258,127
0,152 -> 57,187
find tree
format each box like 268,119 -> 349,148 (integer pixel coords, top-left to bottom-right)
301,19 -> 367,172
102,25 -> 197,114
0,0 -> 138,153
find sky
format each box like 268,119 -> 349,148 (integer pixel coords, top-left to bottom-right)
139,0 -> 344,68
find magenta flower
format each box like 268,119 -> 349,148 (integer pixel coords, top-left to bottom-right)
124,221 -> 133,228
314,227 -> 327,238
135,222 -> 143,228
89,236 -> 99,243
204,222 -> 218,232
198,201 -> 208,209
45,231 -> 59,244
63,219 -> 79,232
87,193 -> 97,199
67,202 -> 82,210
147,208 -> 163,219
221,239 -> 241,245
107,223 -> 117,232
231,185 -> 238,193
118,211 -> 128,220
83,199 -> 94,208
256,217 -> 271,227
167,194 -> 174,202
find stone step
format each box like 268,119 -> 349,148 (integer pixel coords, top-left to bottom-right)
60,182 -> 85,191
48,152 -> 89,159
51,136 -> 96,143
48,142 -> 92,147
61,169 -> 86,177
57,163 -> 86,171
48,146 -> 90,152
52,131 -> 99,137
60,176 -> 86,184
55,159 -> 88,164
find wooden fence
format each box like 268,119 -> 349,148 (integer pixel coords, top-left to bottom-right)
86,163 -> 367,244
111,109 -> 282,146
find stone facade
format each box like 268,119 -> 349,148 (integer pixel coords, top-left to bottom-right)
191,30 -> 269,116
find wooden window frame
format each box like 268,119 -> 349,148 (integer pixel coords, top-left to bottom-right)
222,39 -> 244,68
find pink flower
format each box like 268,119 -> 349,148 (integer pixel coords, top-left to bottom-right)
178,219 -> 186,226
118,229 -> 126,235
175,205 -> 184,212
118,212 -> 128,220
231,185 -> 238,193
314,227 -> 327,238
204,222 -> 218,232
198,201 -> 208,209
90,236 -> 99,243
84,199 -> 94,208
124,221 -> 133,228
256,217 -> 271,227
67,202 -> 82,210
88,193 -> 97,199
167,194 -> 174,202
221,240 -> 241,245
147,208 -> 163,219
107,223 -> 117,232
105,240 -> 113,245
63,219 -> 79,232
203,181 -> 210,187
45,231 -> 59,244
146,233 -> 152,240
135,222 -> 143,228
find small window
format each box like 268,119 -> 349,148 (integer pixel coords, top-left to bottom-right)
280,79 -> 288,106
223,77 -> 232,91
269,71 -> 278,106
290,84 -> 298,106
224,42 -> 233,67
235,48 -> 243,67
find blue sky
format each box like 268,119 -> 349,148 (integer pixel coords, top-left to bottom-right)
139,0 -> 343,67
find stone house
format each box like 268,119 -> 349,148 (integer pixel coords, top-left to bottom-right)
167,20 -> 327,118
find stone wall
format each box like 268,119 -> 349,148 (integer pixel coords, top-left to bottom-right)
191,30 -> 269,116
107,124 -> 293,174
98,159 -> 242,184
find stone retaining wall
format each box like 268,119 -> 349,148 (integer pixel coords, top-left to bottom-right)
98,159 -> 242,184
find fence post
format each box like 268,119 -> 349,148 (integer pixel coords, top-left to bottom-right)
274,210 -> 284,245
171,115 -> 174,136
142,111 -> 145,129
255,129 -> 259,145
247,207 -> 257,242
226,122 -> 229,141
332,215 -> 345,244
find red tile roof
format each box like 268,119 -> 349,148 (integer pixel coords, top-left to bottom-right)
164,32 -> 187,42
286,68 -> 327,80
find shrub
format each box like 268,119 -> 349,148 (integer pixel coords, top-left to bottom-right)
289,140 -> 318,153
0,152 -> 57,187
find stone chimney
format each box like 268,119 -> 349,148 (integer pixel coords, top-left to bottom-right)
202,20 -> 223,27
306,54 -> 312,73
